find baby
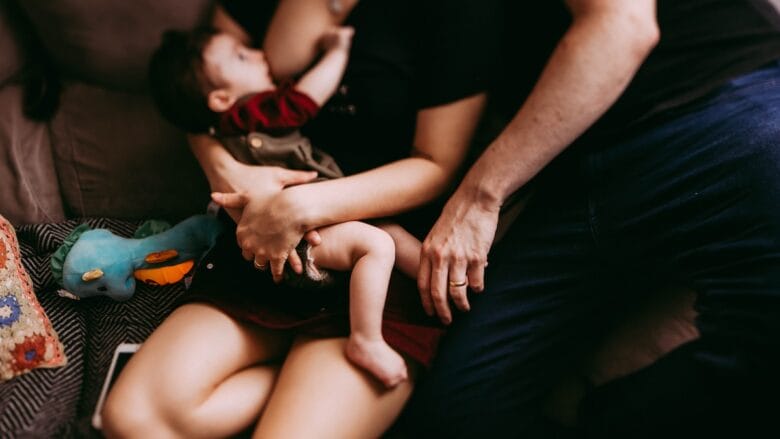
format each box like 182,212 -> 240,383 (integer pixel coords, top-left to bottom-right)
149,26 -> 421,388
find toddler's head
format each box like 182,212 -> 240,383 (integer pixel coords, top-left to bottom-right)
149,27 -> 275,133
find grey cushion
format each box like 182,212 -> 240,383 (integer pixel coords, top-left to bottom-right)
0,86 -> 65,226
49,82 -> 209,221
16,0 -> 213,91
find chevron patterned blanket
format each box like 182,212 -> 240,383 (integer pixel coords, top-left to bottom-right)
0,218 -> 187,438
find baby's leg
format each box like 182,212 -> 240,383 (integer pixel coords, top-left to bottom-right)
311,222 -> 408,388
375,222 -> 421,279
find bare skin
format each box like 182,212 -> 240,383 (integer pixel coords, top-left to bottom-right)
102,0 -> 486,436
252,336 -> 417,439
308,222 -> 409,388
101,304 -> 418,438
418,0 -> 660,324
102,304 -> 289,438
208,194 -> 417,388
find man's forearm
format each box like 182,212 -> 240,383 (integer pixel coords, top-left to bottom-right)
467,2 -> 659,206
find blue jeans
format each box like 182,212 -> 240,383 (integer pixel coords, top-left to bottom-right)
407,60 -> 780,438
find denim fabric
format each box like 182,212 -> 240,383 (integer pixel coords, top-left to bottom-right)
407,60 -> 780,438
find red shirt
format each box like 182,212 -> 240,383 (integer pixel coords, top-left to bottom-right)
218,83 -> 319,136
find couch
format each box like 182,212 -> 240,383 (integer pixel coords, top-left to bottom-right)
0,0 -> 698,437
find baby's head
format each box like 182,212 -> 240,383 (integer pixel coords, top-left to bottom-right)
149,27 -> 274,133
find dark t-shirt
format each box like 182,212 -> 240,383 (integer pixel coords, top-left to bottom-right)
220,0 -> 498,171
219,0 -> 500,235
496,0 -> 780,139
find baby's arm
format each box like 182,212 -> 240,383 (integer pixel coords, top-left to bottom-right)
295,27 -> 354,106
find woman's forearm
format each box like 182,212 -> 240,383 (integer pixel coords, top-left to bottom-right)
289,93 -> 487,230
288,156 -> 452,229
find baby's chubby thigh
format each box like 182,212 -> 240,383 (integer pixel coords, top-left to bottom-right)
309,221 -> 396,272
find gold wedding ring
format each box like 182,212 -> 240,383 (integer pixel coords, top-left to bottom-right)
253,260 -> 267,270
449,279 -> 468,288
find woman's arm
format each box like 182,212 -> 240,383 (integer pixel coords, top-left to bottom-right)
214,93 -> 486,282
188,134 -> 319,220
211,3 -> 252,44
417,0 -> 660,324
263,0 -> 357,79
299,94 -> 485,225
188,133 -> 321,276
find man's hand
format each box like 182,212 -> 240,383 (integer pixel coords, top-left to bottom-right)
418,187 -> 500,324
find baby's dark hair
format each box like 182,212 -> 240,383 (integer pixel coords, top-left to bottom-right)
148,27 -> 219,133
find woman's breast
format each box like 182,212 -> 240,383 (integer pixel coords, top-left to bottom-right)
304,68 -> 416,175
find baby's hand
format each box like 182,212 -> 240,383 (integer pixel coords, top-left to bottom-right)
321,26 -> 354,51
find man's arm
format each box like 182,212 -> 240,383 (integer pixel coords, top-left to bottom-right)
470,0 -> 659,207
418,0 -> 660,324
295,27 -> 354,106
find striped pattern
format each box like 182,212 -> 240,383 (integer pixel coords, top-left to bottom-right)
1,219 -> 188,438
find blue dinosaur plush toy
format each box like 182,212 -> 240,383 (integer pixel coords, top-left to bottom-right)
51,215 -> 223,301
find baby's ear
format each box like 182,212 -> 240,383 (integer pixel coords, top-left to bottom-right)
207,89 -> 238,113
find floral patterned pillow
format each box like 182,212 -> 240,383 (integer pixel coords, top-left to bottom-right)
0,215 -> 67,381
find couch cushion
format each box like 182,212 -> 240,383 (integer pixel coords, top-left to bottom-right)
16,0 -> 213,91
0,222 -> 86,437
0,0 -> 25,86
0,85 -> 65,226
50,82 -> 210,221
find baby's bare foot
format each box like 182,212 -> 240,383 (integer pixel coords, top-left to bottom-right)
346,335 -> 408,388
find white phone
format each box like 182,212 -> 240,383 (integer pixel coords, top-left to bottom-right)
91,342 -> 141,431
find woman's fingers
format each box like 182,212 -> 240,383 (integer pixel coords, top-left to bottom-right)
253,258 -> 268,271
211,192 -> 249,209
287,248 -> 303,274
277,169 -> 318,187
270,253 -> 288,283
303,230 -> 322,246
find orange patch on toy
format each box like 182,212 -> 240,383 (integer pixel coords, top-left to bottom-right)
134,260 -> 194,286
0,242 -> 6,269
144,249 -> 179,264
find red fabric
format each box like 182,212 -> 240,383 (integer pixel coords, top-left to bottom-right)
181,238 -> 446,368
219,82 -> 320,136
184,271 -> 446,368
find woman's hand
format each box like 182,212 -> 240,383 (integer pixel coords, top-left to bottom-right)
212,184 -> 318,283
418,187 -> 500,324
215,163 -> 318,222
